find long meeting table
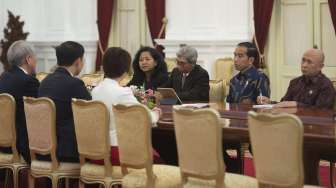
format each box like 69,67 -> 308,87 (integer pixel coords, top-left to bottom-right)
152,102 -> 336,185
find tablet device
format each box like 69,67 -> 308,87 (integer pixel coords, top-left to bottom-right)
157,88 -> 182,105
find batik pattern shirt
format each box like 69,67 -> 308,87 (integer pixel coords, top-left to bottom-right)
226,66 -> 270,104
281,72 -> 335,109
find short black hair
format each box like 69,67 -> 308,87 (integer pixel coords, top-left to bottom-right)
103,47 -> 131,79
237,42 -> 259,63
55,41 -> 84,66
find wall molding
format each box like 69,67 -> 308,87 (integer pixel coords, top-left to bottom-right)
31,40 -> 97,74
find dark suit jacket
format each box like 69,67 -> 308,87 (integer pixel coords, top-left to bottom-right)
0,66 -> 40,163
162,65 -> 209,102
38,67 -> 91,161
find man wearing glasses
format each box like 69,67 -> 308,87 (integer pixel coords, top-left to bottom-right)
162,45 -> 209,102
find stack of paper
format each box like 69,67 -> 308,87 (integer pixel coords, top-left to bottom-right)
252,104 -> 274,109
180,103 -> 210,109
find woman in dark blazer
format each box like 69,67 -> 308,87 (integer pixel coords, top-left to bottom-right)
127,46 -> 168,90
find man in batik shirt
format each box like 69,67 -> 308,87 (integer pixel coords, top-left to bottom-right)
226,42 -> 270,104
258,48 -> 335,109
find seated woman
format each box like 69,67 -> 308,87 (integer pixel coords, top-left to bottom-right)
91,47 -> 162,165
127,46 -> 169,90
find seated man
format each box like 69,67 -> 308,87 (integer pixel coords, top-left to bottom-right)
226,42 -> 270,104
38,41 -> 91,162
258,48 -> 335,109
223,42 -> 270,172
161,45 -> 209,102
0,40 -> 40,164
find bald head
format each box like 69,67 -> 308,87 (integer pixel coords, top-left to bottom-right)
304,48 -> 324,64
301,48 -> 325,76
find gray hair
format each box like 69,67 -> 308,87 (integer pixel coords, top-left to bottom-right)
176,45 -> 198,65
7,40 -> 35,67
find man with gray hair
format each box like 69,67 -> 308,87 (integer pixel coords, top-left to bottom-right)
162,45 -> 209,102
0,40 -> 40,164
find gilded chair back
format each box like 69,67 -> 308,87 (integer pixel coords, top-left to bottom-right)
24,97 -> 58,169
209,80 -> 226,102
0,93 -> 20,162
119,74 -> 132,87
80,73 -> 104,87
165,57 -> 177,73
214,58 -> 234,84
173,106 -> 224,186
112,104 -> 153,173
248,111 -> 304,188
36,72 -> 49,82
72,99 -> 113,176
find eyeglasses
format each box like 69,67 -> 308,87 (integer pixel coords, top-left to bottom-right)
176,59 -> 188,67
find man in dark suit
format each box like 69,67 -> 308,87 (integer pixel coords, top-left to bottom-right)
0,40 -> 40,164
162,45 -> 209,102
38,41 -> 91,162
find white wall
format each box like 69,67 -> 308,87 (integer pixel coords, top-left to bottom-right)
0,0 -> 254,77
156,0 -> 254,79
0,0 -> 98,74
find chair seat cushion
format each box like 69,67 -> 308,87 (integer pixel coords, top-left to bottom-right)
0,153 -> 13,163
184,173 -> 257,188
303,185 -> 322,188
80,163 -> 123,179
122,164 -> 181,188
0,153 -> 27,167
31,160 -> 80,174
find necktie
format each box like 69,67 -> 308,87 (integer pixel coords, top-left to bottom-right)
181,73 -> 187,89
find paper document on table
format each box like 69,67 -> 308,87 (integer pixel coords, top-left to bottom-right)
180,103 -> 210,109
252,104 -> 274,109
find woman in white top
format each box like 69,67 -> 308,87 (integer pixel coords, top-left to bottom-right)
91,47 -> 162,165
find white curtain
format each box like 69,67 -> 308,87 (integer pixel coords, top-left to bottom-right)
108,0 -> 153,58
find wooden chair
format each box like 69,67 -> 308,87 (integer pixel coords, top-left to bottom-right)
36,72 -> 49,82
173,106 -> 257,188
80,73 -> 104,87
209,80 -> 226,102
113,104 -> 181,188
119,74 -> 132,87
248,111 -> 321,188
329,80 -> 336,188
72,99 -> 123,188
165,57 -> 177,73
24,97 -> 80,188
215,57 -> 250,174
214,58 -> 234,85
0,93 -> 29,188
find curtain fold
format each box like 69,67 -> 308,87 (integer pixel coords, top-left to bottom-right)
253,0 -> 274,68
145,0 -> 165,45
108,0 -> 153,58
95,0 -> 114,71
329,0 -> 336,34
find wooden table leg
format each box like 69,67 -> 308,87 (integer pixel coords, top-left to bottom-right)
304,146 -> 320,185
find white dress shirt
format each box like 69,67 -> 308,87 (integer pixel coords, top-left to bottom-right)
18,66 -> 28,75
91,78 -> 158,146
